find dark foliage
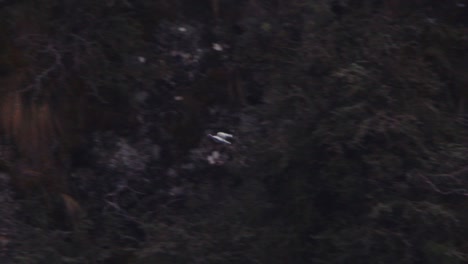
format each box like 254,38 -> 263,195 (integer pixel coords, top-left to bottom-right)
0,0 -> 467,263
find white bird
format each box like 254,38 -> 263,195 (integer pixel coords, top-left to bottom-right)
216,132 -> 233,139
208,134 -> 232,144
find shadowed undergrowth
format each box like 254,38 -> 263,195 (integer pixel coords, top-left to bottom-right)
0,0 -> 467,263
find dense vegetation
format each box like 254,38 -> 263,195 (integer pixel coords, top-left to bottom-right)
0,0 -> 467,263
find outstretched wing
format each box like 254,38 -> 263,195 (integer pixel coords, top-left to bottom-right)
208,134 -> 232,144
216,132 -> 233,139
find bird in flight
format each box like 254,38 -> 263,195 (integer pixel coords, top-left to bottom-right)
216,132 -> 233,139
208,132 -> 233,144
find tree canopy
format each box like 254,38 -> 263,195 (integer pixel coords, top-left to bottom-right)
0,0 -> 467,263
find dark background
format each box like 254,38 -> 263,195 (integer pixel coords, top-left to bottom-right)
0,0 -> 467,263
